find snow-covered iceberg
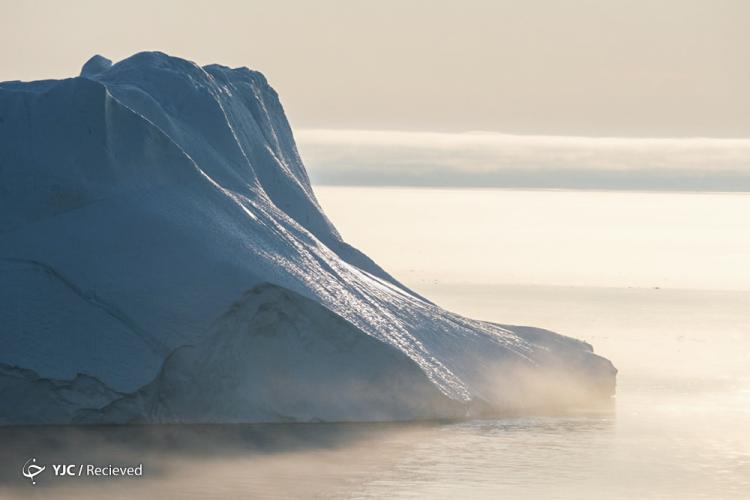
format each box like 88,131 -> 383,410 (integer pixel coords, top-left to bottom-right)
0,52 -> 616,424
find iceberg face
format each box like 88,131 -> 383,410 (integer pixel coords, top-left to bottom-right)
0,52 -> 616,424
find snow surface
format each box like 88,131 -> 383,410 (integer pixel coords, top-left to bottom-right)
0,52 -> 616,424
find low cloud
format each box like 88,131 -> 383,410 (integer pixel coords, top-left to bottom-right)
297,129 -> 750,191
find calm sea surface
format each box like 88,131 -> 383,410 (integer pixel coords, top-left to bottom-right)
1,188 -> 748,499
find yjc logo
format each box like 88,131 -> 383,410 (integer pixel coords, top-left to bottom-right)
52,464 -> 78,476
21,458 -> 45,485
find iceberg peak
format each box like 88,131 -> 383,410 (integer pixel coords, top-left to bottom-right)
80,54 -> 112,77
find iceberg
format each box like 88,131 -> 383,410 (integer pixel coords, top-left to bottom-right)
0,52 -> 615,424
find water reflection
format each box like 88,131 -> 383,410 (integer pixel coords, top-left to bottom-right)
0,389 -> 747,499
0,413 -> 615,499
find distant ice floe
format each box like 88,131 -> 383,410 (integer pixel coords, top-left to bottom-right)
298,128 -> 750,191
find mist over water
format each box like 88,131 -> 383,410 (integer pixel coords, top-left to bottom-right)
2,187 -> 748,499
315,187 -> 750,291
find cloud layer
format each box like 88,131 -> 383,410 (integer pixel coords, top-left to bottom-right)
297,129 -> 750,191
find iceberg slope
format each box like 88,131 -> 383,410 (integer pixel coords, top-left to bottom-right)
0,52 -> 615,424
81,284 -> 465,424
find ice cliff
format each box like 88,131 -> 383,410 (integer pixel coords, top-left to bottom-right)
0,52 -> 616,424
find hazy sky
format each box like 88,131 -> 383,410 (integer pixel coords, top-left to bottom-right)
2,0 -> 748,137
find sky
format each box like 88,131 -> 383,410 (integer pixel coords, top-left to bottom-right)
2,0 -> 749,189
